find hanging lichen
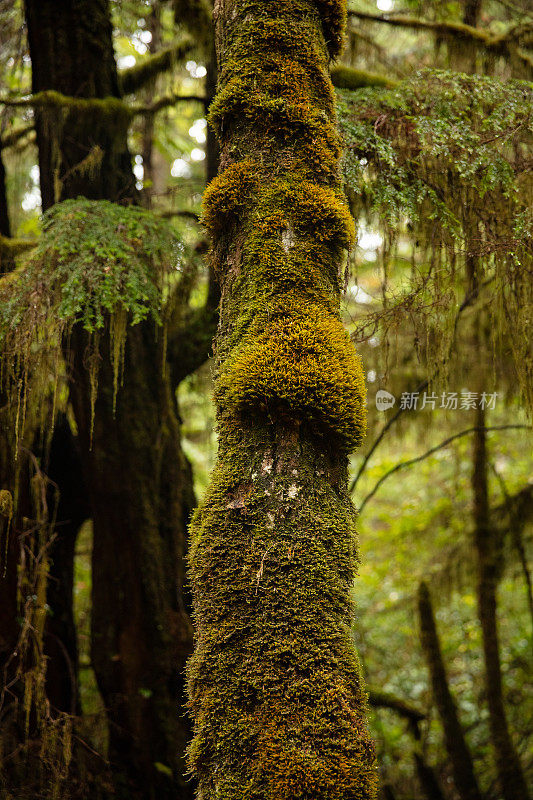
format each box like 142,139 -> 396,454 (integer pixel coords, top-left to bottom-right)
0,197 -> 183,439
0,456 -> 74,799
338,70 -> 532,412
187,1 -> 377,798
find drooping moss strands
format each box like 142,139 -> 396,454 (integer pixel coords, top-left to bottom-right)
187,1 -> 377,798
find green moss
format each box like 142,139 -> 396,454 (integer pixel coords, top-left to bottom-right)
202,160 -> 258,237
0,235 -> 38,257
0,198 -> 182,435
0,489 -> 13,519
331,65 -> 398,90
119,37 -> 194,95
188,1 -> 377,796
218,303 -> 366,450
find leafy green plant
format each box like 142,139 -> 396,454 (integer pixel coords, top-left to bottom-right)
0,197 -> 183,436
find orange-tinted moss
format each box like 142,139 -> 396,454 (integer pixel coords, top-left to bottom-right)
315,0 -> 347,59
187,0 -> 377,796
218,304 -> 366,450
202,160 -> 257,236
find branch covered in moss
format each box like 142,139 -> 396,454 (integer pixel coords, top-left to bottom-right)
348,11 -> 533,70
340,71 -> 533,412
0,199 -> 183,429
0,90 -> 131,115
348,10 -> 527,46
331,65 -> 398,90
0,88 -> 206,123
0,124 -> 35,150
119,36 -> 194,95
0,234 -> 38,257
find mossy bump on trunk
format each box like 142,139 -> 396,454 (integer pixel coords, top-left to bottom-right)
187,1 -> 377,798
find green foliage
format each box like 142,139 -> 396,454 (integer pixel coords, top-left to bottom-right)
339,70 -> 531,229
2,197 -> 181,331
338,70 -> 533,412
0,198 -> 183,434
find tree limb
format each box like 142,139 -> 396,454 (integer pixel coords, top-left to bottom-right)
348,10 -> 532,62
0,90 -> 206,120
358,425 -> 531,514
131,93 -> 206,115
119,37 -> 194,95
331,65 -> 398,90
0,124 -> 35,150
367,687 -> 425,722
0,234 -> 38,257
157,209 -> 200,221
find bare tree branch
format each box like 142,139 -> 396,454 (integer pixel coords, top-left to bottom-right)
357,425 -> 531,514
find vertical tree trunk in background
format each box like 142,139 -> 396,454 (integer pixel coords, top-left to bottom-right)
447,0 -> 483,72
472,407 -> 530,800
412,752 -> 446,800
43,414 -> 89,716
187,1 -> 377,797
24,1 -> 195,796
463,0 -> 482,27
0,151 -> 11,239
417,582 -> 482,800
0,149 -> 14,273
141,0 -> 162,208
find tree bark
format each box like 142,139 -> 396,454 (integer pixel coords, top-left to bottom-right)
0,148 -> 14,272
413,752 -> 446,800
417,581 -> 482,800
24,1 -> 196,796
25,0 -> 136,208
187,1 -> 377,797
472,406 -> 530,800
42,414 -> 89,716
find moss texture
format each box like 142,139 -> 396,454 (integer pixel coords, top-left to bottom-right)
187,0 -> 377,797
330,65 -> 398,90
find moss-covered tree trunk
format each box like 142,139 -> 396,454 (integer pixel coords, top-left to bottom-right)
417,582 -> 482,800
472,407 -> 530,800
24,1 -> 196,796
187,1 -> 377,797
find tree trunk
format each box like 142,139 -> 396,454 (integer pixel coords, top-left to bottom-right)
42,414 -> 89,716
413,752 -> 446,800
24,1 -> 196,796
25,0 -> 136,207
0,148 -> 14,272
463,0 -> 482,27
187,1 -> 377,797
417,582 -> 482,800
69,328 -> 195,799
472,406 -> 530,800
140,0 -> 162,208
